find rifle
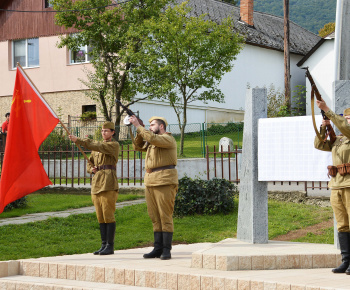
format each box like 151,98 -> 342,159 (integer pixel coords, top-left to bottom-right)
115,99 -> 144,127
303,67 -> 336,144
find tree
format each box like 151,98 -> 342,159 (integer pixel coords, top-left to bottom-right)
129,2 -> 244,156
318,22 -> 335,38
51,0 -> 169,139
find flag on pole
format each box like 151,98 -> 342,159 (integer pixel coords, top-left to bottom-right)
0,66 -> 59,214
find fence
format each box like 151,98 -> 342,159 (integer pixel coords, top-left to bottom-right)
39,120 -> 244,158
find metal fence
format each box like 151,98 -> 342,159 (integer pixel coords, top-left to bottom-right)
38,121 -> 244,158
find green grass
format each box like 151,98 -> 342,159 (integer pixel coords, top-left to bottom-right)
0,197 -> 334,261
0,192 -> 144,219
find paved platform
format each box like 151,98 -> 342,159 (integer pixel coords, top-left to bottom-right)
1,240 -> 349,289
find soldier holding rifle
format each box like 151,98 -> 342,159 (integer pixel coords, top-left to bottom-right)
69,122 -> 119,256
129,115 -> 178,260
314,99 -> 350,274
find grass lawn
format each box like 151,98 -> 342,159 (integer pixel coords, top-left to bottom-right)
0,196 -> 334,261
0,189 -> 144,219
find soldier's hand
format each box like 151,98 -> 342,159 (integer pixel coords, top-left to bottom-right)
69,135 -> 78,142
321,119 -> 330,127
92,166 -> 98,174
316,99 -> 330,113
129,115 -> 140,128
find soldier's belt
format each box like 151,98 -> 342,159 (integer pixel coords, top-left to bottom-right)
327,164 -> 350,177
146,165 -> 176,173
97,165 -> 116,171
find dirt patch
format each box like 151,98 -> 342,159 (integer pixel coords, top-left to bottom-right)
269,191 -> 332,241
272,219 -> 333,241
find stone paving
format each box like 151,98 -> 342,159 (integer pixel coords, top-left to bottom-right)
0,199 -> 146,226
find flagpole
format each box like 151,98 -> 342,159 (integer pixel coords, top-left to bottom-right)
16,63 -> 94,167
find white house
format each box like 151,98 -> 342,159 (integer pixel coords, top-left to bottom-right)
0,0 -> 320,127
297,32 -> 335,116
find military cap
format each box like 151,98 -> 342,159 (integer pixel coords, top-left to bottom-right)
102,121 -> 115,130
344,108 -> 350,116
149,116 -> 168,127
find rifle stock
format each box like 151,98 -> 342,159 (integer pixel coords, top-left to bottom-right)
303,67 -> 336,144
116,99 -> 144,127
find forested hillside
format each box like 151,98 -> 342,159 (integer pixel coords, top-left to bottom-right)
236,0 -> 336,34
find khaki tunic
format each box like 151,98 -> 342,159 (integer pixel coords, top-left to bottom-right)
132,126 -> 178,232
133,126 -> 178,186
314,110 -> 350,232
76,138 -> 119,194
314,110 -> 350,189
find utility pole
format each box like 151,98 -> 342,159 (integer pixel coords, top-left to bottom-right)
284,0 -> 291,109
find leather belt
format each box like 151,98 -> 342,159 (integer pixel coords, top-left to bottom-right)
97,165 -> 116,171
146,165 -> 175,173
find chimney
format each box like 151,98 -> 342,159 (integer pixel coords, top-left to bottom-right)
240,0 -> 254,26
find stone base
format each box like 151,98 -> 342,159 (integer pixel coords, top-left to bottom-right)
191,238 -> 340,271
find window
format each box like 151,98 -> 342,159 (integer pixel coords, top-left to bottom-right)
13,38 -> 39,69
70,45 -> 93,64
82,105 -> 96,114
44,0 -> 53,8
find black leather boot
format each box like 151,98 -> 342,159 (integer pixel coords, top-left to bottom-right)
333,232 -> 350,273
100,222 -> 116,255
160,232 -> 173,260
93,223 -> 107,255
143,232 -> 163,258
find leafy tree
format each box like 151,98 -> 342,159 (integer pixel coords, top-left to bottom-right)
318,22 -> 335,38
129,2 -> 244,156
51,0 -> 170,139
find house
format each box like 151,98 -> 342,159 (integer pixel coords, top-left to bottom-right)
297,32 -> 335,116
0,0 -> 320,128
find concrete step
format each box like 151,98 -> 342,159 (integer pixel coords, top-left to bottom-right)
0,275 -> 160,289
1,242 -> 350,289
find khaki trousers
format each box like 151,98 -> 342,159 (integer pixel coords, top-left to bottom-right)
331,188 -> 350,232
91,190 -> 119,223
145,184 -> 178,232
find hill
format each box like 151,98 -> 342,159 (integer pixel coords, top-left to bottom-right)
236,0 -> 336,35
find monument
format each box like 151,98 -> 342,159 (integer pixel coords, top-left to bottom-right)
237,88 -> 268,243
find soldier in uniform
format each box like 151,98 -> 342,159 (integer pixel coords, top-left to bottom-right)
315,100 -> 350,274
129,115 -> 178,260
69,122 -> 119,255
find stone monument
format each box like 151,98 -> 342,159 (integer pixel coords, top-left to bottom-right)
333,0 -> 350,247
218,137 -> 234,152
237,88 -> 268,243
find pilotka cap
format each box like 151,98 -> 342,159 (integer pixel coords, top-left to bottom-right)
344,108 -> 350,116
102,121 -> 115,130
149,116 -> 168,127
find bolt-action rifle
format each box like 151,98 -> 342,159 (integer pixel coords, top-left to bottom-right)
115,99 -> 144,127
303,67 -> 336,144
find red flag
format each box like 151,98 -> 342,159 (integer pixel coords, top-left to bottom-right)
0,66 -> 59,213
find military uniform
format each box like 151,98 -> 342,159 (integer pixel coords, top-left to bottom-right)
314,109 -> 350,273
74,122 -> 119,255
132,116 -> 178,260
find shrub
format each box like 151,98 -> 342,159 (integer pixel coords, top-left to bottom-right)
174,176 -> 237,216
80,111 -> 97,121
4,196 -> 28,211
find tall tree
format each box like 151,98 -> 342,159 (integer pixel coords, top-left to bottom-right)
128,2 -> 244,156
318,22 -> 335,38
52,0 -> 169,138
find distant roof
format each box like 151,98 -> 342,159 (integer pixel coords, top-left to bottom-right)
180,0 -> 321,56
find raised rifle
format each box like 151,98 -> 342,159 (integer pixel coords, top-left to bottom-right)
115,99 -> 144,127
303,67 -> 336,145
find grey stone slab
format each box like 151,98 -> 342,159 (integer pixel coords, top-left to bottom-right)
237,88 -> 268,244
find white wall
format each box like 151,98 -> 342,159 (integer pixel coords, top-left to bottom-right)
131,44 -> 306,125
303,39 -> 335,116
